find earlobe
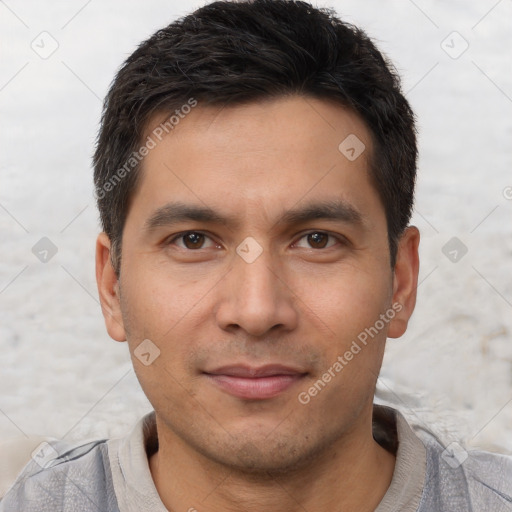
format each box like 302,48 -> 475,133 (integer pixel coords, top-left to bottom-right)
95,233 -> 127,342
387,226 -> 420,339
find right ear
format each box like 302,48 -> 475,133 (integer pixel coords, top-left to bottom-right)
95,233 -> 126,342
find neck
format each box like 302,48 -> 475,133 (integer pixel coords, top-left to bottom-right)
149,407 -> 396,512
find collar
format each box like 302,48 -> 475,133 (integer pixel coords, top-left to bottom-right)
108,405 -> 426,512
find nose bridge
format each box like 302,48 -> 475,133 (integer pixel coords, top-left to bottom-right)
216,238 -> 298,336
233,240 -> 280,308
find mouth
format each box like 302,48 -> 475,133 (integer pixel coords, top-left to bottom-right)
203,364 -> 308,400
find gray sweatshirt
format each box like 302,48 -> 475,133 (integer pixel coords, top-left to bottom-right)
1,405 -> 511,511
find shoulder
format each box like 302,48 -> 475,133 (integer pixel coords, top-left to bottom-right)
415,426 -> 512,511
0,437 -> 119,512
0,436 -> 52,498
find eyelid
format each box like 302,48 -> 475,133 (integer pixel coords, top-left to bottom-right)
292,230 -> 348,249
166,230 -> 221,249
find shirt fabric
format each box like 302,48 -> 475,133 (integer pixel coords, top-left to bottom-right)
1,404 -> 511,511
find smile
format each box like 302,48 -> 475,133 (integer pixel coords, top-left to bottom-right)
204,365 -> 308,400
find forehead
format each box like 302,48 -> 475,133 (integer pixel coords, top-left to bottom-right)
129,95 -> 382,227
145,95 -> 370,159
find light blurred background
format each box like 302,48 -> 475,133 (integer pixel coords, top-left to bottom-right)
1,0 -> 511,452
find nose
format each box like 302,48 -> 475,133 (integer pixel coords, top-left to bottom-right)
215,244 -> 299,337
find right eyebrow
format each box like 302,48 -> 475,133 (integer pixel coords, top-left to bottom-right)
144,202 -> 235,232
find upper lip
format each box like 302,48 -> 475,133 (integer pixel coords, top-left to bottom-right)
204,364 -> 307,378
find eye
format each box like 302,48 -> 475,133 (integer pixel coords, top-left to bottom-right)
294,231 -> 341,249
169,231 -> 218,250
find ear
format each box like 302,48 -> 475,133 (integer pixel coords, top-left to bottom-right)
387,226 -> 420,339
95,232 -> 126,342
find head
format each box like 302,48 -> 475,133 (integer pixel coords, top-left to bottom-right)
95,0 -> 419,474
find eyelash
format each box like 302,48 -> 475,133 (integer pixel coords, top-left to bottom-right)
167,230 -> 346,251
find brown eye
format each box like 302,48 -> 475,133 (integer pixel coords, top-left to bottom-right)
294,231 -> 340,250
182,232 -> 205,249
307,232 -> 329,249
167,231 -> 220,254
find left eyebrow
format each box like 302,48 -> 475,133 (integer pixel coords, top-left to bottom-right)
276,199 -> 366,230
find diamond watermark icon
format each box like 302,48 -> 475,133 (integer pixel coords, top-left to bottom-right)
442,237 -> 468,263
441,441 -> 468,469
236,236 -> 263,264
338,134 -> 365,162
32,237 -> 58,263
134,339 -> 160,366
30,31 -> 59,60
31,441 -> 58,468
441,31 -> 469,59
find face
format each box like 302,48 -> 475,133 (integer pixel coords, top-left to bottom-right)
97,95 -> 419,473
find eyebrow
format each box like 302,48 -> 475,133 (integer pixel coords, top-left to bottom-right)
279,199 -> 363,227
144,199 -> 364,233
145,202 -> 227,231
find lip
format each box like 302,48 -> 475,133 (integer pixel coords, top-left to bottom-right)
204,364 -> 307,400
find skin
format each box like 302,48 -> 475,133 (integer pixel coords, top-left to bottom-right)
96,95 -> 420,511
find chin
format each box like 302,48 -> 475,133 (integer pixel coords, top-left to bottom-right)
199,432 -> 330,477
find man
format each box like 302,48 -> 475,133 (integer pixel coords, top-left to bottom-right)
1,1 -> 511,510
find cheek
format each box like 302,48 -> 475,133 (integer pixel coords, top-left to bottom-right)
295,265 -> 392,343
120,257 -> 213,339
301,276 -> 389,405
119,268 -> 216,393
121,286 -> 203,413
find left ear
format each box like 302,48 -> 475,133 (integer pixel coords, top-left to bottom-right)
387,226 -> 420,338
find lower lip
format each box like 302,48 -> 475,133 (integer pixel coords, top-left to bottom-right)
205,374 -> 305,400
